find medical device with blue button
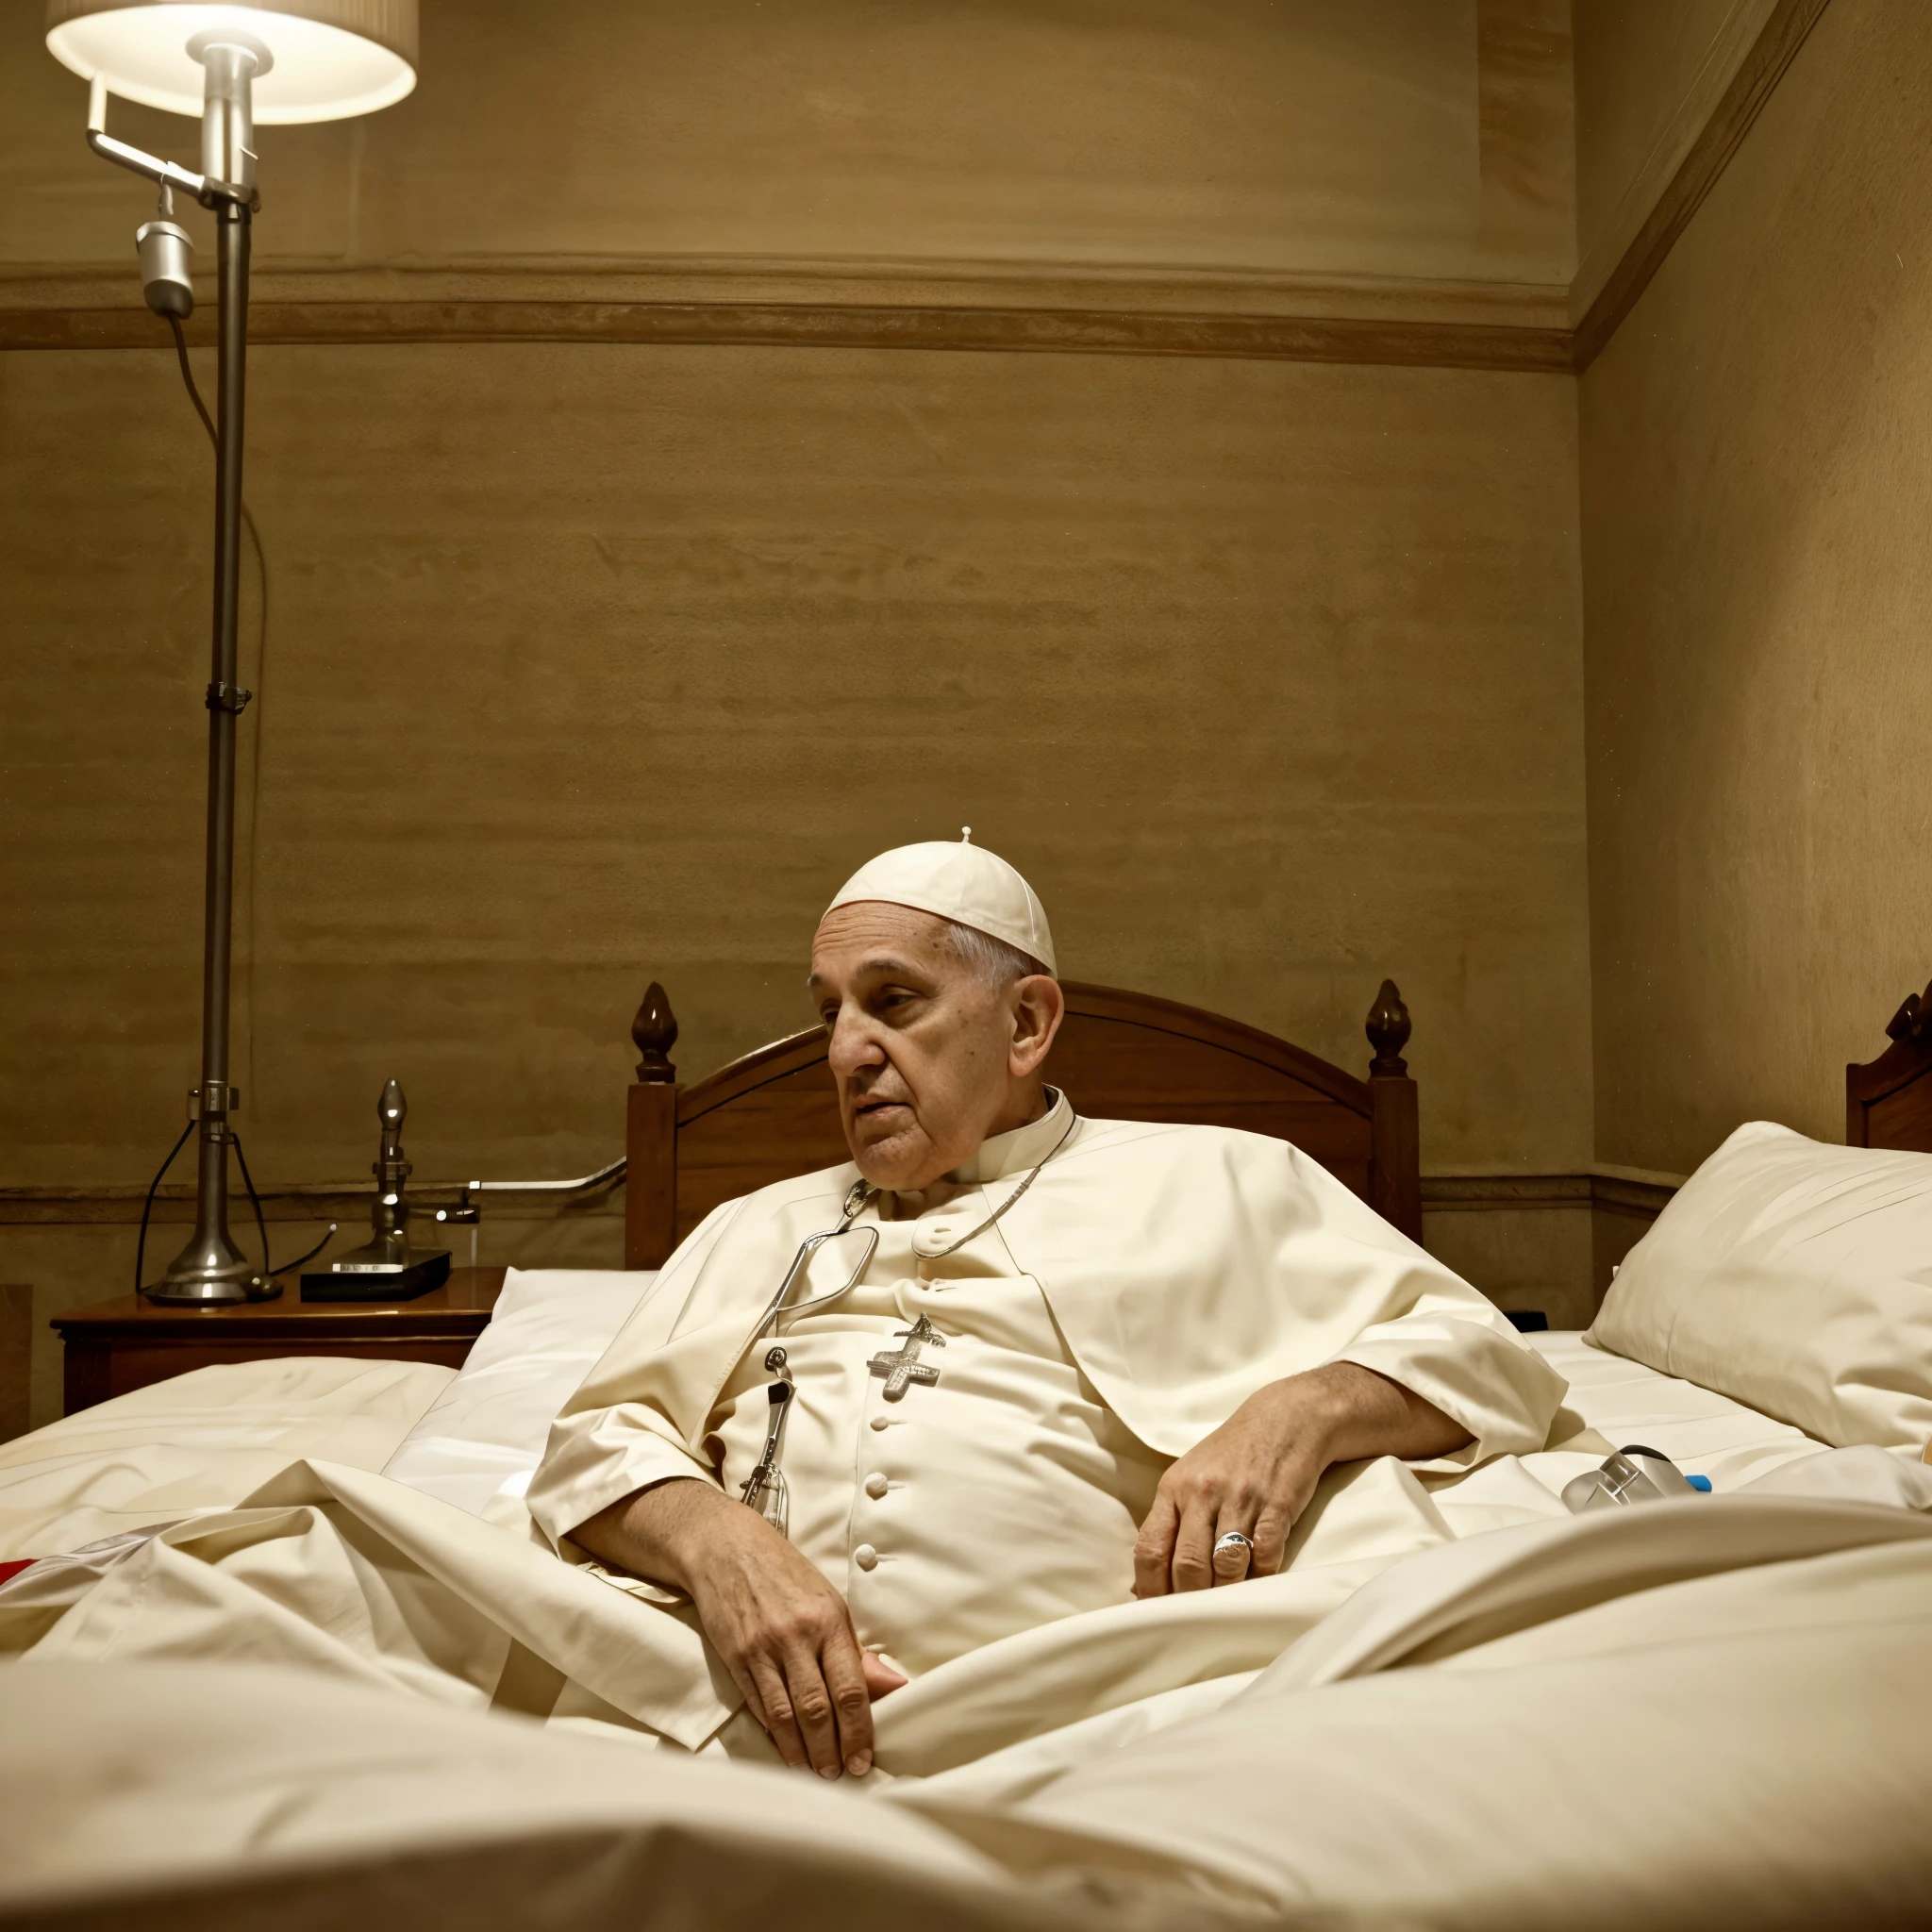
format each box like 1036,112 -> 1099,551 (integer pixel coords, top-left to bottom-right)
1563,1445 -> 1713,1511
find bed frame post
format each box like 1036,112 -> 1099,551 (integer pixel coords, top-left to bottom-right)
625,982 -> 679,1269
1365,979 -> 1423,1241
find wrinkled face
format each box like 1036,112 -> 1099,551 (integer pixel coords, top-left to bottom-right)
808,902 -> 1026,1191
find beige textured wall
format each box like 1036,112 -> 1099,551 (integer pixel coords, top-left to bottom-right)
2,0 -> 1593,1424
2,340 -> 1590,1417
5,342 -> 1591,1174
1581,0 -> 1932,1174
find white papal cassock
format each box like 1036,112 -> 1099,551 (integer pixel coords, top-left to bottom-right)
529,1089 -> 1566,1678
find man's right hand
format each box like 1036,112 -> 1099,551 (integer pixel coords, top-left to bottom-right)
573,1477 -> 903,1779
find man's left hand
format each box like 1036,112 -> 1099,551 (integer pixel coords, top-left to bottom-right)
1132,1362 -> 1470,1596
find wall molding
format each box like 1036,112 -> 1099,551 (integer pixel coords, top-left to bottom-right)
1570,0 -> 1780,327
1422,1167 -> 1681,1219
1571,0 -> 1831,371
0,295 -> 1575,373
4,1168 -> 1674,1226
0,256 -> 1571,326
0,260 -> 1573,372
0,5 -> 1825,376
0,1182 -> 619,1225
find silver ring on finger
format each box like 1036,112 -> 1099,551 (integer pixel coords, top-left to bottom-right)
1212,1530 -> 1255,1569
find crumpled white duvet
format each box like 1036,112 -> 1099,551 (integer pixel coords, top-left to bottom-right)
2,1358 -> 1930,1931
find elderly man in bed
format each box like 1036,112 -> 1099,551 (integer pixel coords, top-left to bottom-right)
528,838 -> 1562,1783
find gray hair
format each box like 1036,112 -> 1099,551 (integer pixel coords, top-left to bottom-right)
943,919 -> 1052,991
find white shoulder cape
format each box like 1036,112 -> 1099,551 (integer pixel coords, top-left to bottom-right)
528,1118 -> 1565,1549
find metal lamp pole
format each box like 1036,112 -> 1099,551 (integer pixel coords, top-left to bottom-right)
89,39 -> 274,1301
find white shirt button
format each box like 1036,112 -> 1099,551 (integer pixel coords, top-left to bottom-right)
869,1413 -> 890,1431
864,1472 -> 889,1499
854,1543 -> 878,1571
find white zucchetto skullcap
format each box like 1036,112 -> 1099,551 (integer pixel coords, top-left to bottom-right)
824,828 -> 1057,975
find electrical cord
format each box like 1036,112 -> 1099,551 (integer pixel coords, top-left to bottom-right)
165,313 -> 267,602
134,1122 -> 326,1292
229,1129 -> 273,1283
133,1120 -> 196,1294
276,1222 -> 340,1278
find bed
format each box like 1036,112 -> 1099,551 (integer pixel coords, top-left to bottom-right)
2,975 -> 1930,1931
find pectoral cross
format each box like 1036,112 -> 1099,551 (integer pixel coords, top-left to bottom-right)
868,1314 -> 946,1402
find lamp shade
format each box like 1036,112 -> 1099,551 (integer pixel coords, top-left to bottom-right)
46,1 -> 416,122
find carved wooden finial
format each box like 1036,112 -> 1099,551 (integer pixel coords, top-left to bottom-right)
1365,978 -> 1411,1077
631,981 -> 678,1084
1885,981 -> 1932,1046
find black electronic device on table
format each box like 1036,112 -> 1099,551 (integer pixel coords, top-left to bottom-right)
300,1251 -> 451,1302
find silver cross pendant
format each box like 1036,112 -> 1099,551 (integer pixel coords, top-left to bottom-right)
868,1313 -> 946,1402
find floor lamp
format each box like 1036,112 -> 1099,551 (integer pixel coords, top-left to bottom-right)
45,2 -> 418,1302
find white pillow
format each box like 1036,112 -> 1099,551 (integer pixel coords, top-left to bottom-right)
380,1268 -> 657,1526
1590,1122 -> 1932,1452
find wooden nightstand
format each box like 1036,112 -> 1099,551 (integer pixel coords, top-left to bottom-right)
51,1268 -> 508,1415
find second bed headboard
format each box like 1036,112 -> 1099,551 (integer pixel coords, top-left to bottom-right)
621,979 -> 1424,1265
1846,975 -> 1932,1153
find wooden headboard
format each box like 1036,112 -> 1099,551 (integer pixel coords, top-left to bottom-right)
1846,975 -> 1932,1152
621,979 -> 1423,1265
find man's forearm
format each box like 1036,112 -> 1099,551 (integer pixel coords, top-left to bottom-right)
1132,1358 -> 1472,1595
1303,1360 -> 1471,1464
573,1474 -> 727,1592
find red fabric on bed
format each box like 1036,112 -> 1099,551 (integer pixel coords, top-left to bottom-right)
0,1561 -> 35,1587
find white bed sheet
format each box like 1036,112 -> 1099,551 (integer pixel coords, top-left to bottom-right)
7,1289 -> 1927,1931
1531,1329 -> 1825,1485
